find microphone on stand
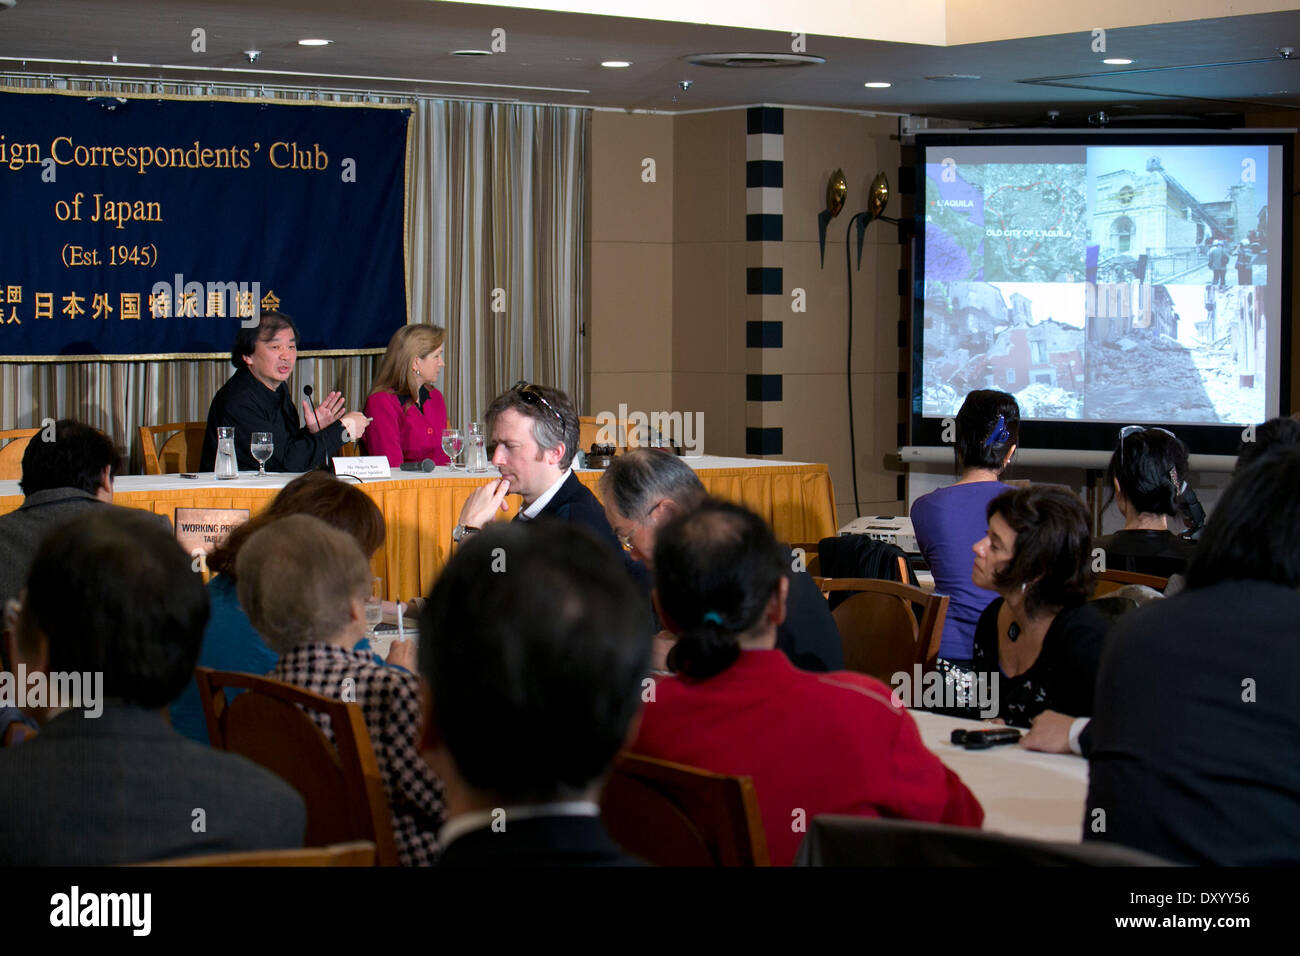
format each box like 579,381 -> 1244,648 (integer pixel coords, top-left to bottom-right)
400,459 -> 436,472
303,384 -> 332,471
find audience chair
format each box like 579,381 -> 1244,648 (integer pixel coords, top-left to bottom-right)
145,841 -> 377,867
0,427 -> 39,480
813,577 -> 949,683
194,668 -> 400,866
794,816 -> 1170,866
602,753 -> 770,866
138,421 -> 206,475
1093,569 -> 1169,598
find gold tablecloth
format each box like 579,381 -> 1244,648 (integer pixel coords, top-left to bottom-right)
1,463 -> 836,601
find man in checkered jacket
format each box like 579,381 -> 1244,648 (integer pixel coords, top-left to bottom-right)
238,513 -> 445,865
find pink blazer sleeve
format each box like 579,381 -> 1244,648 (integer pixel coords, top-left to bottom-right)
363,392 -> 405,467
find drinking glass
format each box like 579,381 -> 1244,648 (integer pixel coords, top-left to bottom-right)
441,427 -> 464,470
364,577 -> 384,641
250,432 -> 273,477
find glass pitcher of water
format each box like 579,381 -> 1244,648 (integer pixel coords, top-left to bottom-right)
466,421 -> 488,472
214,427 -> 238,480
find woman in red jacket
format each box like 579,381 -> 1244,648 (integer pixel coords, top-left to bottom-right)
363,324 -> 450,467
630,499 -> 984,865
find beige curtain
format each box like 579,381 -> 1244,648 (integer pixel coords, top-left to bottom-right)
0,78 -> 587,470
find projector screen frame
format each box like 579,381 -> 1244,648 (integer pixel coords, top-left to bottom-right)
909,129 -> 1293,459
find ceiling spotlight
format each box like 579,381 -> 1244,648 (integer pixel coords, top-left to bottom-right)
1102,58 -> 1133,65
298,39 -> 332,47
244,50 -> 261,64
601,60 -> 632,68
864,81 -> 891,89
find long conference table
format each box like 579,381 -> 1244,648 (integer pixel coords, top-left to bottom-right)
911,711 -> 1088,844
0,456 -> 836,601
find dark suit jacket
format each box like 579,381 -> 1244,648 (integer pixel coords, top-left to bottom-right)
520,471 -> 621,551
520,470 -> 655,608
1085,579 -> 1300,864
0,704 -> 306,865
0,489 -> 171,609
438,814 -> 641,866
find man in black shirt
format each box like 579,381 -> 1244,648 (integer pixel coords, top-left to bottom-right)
199,311 -> 369,472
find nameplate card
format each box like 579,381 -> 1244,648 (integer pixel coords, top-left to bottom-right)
333,456 -> 393,480
175,507 -> 250,556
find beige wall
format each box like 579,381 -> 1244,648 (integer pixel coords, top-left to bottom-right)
590,107 -> 907,525
587,112 -> 675,423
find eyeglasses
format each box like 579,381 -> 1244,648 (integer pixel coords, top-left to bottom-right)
616,501 -> 662,553
512,381 -> 565,427
1118,425 -> 1177,465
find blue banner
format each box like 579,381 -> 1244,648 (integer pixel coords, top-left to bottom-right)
0,90 -> 409,359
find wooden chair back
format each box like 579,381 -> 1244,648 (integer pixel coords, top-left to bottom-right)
1093,569 -> 1169,597
0,427 -> 39,480
146,841 -> 377,867
813,577 -> 949,682
603,752 -> 770,866
194,668 -> 400,866
138,421 -> 206,475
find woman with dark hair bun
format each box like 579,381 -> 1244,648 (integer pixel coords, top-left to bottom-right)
910,389 -> 1020,686
631,500 -> 984,866
966,485 -> 1109,729
1094,426 -> 1196,578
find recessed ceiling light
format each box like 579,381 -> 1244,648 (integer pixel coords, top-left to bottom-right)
602,60 -> 632,68
298,39 -> 332,47
864,81 -> 891,89
451,49 -> 493,56
1102,58 -> 1133,65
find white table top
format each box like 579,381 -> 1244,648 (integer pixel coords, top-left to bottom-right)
0,454 -> 818,497
910,710 -> 1088,844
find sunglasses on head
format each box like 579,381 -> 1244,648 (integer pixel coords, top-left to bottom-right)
1118,425 -> 1177,465
512,381 -> 565,427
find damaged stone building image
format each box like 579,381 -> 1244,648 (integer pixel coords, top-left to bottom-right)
922,281 -> 1084,418
1083,280 -> 1263,424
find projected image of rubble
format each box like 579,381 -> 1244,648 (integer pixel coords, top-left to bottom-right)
1084,283 -> 1266,425
922,281 -> 1085,419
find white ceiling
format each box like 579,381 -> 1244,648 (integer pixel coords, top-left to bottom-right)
1,0 -> 1299,125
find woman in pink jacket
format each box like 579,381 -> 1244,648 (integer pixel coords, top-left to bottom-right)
363,325 -> 450,467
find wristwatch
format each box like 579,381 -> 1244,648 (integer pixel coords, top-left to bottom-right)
452,524 -> 480,543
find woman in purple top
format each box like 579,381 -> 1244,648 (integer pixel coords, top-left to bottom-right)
910,389 -> 1020,678
363,324 -> 451,467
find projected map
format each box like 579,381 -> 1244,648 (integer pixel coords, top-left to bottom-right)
980,165 -> 1086,282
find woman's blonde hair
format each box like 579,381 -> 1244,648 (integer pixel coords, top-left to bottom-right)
371,324 -> 446,402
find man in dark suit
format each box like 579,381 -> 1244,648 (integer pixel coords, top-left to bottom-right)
0,508 -> 306,864
450,382 -> 620,554
0,419 -> 169,611
600,448 -> 844,674
419,521 -> 650,866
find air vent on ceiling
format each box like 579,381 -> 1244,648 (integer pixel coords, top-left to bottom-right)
924,74 -> 981,82
686,52 -> 825,69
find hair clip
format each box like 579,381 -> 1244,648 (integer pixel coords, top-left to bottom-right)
984,414 -> 1011,448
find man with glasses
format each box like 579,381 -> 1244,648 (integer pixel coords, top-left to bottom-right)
450,382 -> 622,556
